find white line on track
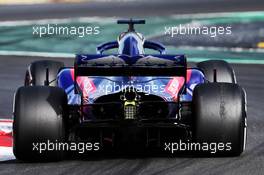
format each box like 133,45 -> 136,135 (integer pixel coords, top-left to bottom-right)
0,50 -> 74,58
177,46 -> 264,53
0,16 -> 118,27
0,146 -> 15,162
170,11 -> 264,19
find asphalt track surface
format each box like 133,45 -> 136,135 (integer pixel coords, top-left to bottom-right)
0,1 -> 264,174
0,56 -> 264,174
0,0 -> 264,20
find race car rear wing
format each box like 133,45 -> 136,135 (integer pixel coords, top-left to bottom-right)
74,54 -> 187,94
74,54 -> 187,77
75,65 -> 186,76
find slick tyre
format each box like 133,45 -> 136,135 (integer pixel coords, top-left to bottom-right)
192,83 -> 247,156
197,60 -> 236,83
13,86 -> 68,161
25,60 -> 64,86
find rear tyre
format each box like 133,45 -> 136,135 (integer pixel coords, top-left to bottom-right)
197,60 -> 236,83
192,83 -> 247,156
13,86 -> 68,161
25,60 -> 64,86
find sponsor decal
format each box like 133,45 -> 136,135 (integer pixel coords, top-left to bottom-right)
165,77 -> 184,100
76,77 -> 96,97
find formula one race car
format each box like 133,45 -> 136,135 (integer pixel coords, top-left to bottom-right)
13,19 -> 247,161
